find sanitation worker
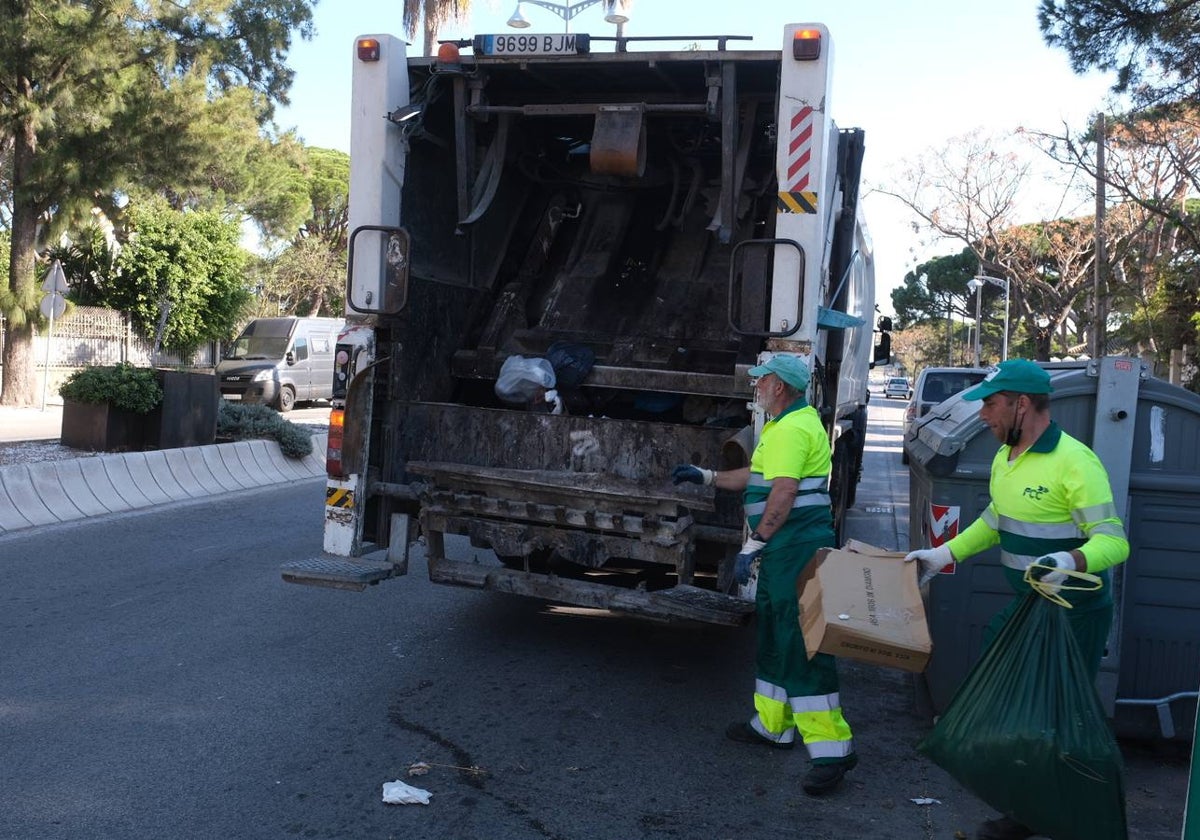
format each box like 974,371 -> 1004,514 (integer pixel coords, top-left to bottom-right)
672,354 -> 857,796
904,358 -> 1130,840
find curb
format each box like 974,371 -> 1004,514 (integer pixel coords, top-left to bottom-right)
0,433 -> 327,537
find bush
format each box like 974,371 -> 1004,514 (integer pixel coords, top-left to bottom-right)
216,400 -> 314,459
59,363 -> 163,414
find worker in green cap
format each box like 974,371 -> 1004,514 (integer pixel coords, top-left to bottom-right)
672,353 -> 856,796
905,358 -> 1129,840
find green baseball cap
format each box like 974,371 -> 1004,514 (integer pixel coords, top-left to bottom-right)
962,358 -> 1053,400
748,354 -> 811,391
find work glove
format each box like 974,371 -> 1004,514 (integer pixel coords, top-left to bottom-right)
733,536 -> 767,585
672,464 -> 715,486
1030,551 -> 1076,595
904,544 -> 955,586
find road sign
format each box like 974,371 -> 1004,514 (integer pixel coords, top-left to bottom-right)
40,292 -> 66,320
41,259 -> 69,294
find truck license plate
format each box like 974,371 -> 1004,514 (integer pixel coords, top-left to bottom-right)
474,33 -> 590,56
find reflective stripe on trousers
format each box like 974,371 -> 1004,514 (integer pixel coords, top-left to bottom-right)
750,679 -> 854,759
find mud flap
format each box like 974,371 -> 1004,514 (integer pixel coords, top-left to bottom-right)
590,105 -> 646,177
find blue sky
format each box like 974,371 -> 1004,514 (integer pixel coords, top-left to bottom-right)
275,0 -> 1116,314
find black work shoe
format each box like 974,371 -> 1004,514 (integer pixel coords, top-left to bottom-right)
724,721 -> 794,750
801,754 -> 857,796
975,815 -> 1035,840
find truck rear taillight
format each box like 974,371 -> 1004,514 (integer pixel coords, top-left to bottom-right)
326,408 -> 345,476
357,38 -> 381,61
792,29 -> 821,61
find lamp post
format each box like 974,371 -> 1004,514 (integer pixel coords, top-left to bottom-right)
967,277 -> 983,366
966,273 -> 1010,365
507,0 -> 628,33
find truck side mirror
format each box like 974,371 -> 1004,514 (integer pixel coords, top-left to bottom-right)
285,351 -> 295,365
872,316 -> 893,367
872,333 -> 891,368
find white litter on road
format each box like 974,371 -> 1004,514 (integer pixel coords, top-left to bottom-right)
910,797 -> 942,806
382,779 -> 432,805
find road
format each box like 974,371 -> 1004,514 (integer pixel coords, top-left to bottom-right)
0,398 -> 1187,840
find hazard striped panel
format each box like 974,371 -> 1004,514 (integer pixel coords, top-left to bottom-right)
787,106 -> 814,189
326,486 -> 354,509
779,105 -> 818,214
777,191 -> 818,214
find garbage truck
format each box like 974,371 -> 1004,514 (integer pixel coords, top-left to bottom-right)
281,22 -> 891,624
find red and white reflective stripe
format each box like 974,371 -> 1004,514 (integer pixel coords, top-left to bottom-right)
928,503 -> 960,576
928,503 -> 960,546
787,106 -> 814,190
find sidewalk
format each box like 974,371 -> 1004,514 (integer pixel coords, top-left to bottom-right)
0,402 -> 65,443
0,402 -> 330,536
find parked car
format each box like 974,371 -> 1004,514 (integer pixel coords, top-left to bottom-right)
884,376 -> 913,399
902,366 -> 991,463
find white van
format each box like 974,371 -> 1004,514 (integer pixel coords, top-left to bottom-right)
217,317 -> 345,412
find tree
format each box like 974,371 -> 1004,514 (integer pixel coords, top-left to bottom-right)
251,145 -> 348,318
876,129 -> 1031,280
403,0 -> 472,56
0,0 -> 314,406
879,129 -> 1118,361
891,250 -> 977,328
299,147 -> 350,253
879,130 -> 1039,355
264,237 -> 344,317
1039,0 -> 1200,106
890,322 -> 950,376
891,250 -> 985,366
43,217 -> 118,307
1028,107 -> 1200,366
103,199 -> 252,356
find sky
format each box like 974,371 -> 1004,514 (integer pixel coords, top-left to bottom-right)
274,0 -> 1118,316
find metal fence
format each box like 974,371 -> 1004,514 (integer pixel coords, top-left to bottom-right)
2,306 -> 217,370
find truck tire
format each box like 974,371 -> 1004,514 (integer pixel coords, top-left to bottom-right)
276,384 -> 296,413
830,442 -> 853,547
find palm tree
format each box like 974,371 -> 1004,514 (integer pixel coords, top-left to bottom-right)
403,0 -> 472,56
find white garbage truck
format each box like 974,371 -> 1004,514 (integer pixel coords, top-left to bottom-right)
282,21 -> 891,624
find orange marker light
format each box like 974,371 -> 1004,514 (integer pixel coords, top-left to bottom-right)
792,29 -> 821,61
357,38 -> 381,62
326,408 -> 345,477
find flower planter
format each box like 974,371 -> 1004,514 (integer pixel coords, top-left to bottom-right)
60,400 -> 147,452
143,370 -> 219,449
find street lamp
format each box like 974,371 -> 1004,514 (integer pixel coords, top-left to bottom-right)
966,273 -> 1010,365
507,0 -> 628,32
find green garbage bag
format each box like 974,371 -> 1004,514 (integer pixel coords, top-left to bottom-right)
917,592 -> 1127,840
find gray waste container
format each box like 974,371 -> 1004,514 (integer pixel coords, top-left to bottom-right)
905,356 -> 1200,739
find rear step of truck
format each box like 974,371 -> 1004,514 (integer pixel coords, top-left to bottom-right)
281,556 -> 399,591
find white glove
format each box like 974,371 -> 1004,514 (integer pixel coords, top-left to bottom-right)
904,544 -> 954,586
1030,551 -> 1076,595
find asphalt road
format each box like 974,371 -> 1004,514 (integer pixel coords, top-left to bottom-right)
0,396 -> 1188,840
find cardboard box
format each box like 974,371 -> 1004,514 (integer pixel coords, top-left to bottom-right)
796,542 -> 932,673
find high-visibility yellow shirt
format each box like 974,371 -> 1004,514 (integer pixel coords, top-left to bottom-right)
744,399 -> 833,542
947,422 -> 1129,608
